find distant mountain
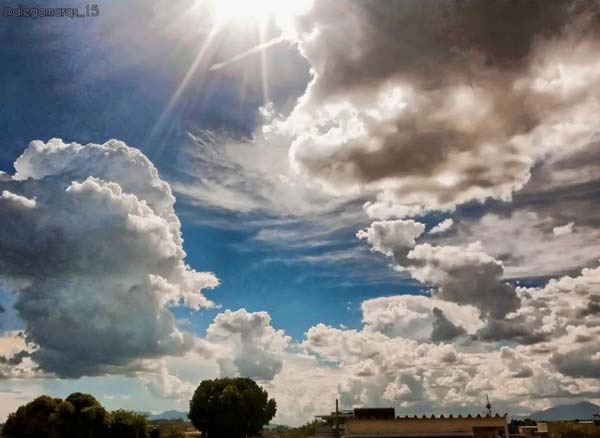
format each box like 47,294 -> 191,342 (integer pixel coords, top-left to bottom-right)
526,402 -> 600,421
147,410 -> 188,421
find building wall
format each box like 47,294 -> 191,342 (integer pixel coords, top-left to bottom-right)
538,421 -> 600,438
346,416 -> 509,437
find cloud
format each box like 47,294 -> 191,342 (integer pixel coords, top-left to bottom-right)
140,361 -> 196,399
0,139 -> 218,378
360,295 -> 482,341
407,243 -> 520,319
170,108 -> 354,218
162,0 -> 600,224
357,220 -> 520,319
0,332 -> 37,379
231,0 -> 599,222
553,222 -> 575,237
442,210 -> 600,278
206,309 -> 291,381
294,265 -> 600,416
475,318 -> 546,346
356,219 -> 425,266
263,352 -> 343,426
429,219 -> 454,235
551,341 -> 600,378
431,308 -> 467,343
30,263 -> 595,424
510,266 -> 600,342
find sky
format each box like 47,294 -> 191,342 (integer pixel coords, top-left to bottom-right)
1,0 -> 600,426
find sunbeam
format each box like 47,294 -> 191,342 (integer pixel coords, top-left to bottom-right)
208,35 -> 285,72
146,25 -> 221,156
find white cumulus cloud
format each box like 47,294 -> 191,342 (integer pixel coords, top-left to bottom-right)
0,138 -> 219,378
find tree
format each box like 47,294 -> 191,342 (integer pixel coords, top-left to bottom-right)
57,392 -> 110,438
109,409 -> 148,438
189,377 -> 277,438
3,395 -> 62,438
3,393 -> 145,438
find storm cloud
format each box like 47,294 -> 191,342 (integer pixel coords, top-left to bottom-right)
281,0 -> 600,214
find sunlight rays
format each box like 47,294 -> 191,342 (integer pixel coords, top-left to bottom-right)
147,0 -> 312,159
147,25 -> 220,153
208,35 -> 285,73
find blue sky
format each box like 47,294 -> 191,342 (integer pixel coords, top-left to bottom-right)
1,0 -> 600,426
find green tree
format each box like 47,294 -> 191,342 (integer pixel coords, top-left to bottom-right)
109,409 -> 148,438
3,395 -> 62,438
5,392 -> 168,438
57,392 -> 109,438
189,377 -> 277,438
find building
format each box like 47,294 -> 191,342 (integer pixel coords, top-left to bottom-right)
345,414 -> 509,438
312,406 -> 397,437
512,425 -> 541,437
312,402 -> 509,438
536,420 -> 600,437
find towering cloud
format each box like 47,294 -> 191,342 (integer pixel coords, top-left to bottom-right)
206,309 -> 291,381
0,139 -> 219,377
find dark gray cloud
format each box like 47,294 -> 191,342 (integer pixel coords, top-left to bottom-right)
284,0 -> 600,212
551,343 -> 600,378
299,1 -> 574,95
476,318 -> 547,345
408,243 -> 521,319
0,350 -> 30,367
579,295 -> 600,317
431,307 -> 466,342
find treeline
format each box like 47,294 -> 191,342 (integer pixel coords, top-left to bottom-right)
3,392 -> 153,438
275,420 -> 326,438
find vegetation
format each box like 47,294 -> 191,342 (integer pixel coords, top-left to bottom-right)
188,377 -> 276,438
147,419 -> 189,437
3,393 -> 148,438
276,420 -> 326,438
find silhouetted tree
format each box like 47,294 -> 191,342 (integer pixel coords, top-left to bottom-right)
189,377 -> 277,438
3,393 -> 147,438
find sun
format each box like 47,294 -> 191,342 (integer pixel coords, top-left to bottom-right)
210,0 -> 313,27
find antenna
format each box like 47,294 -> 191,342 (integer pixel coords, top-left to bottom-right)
333,399 -> 339,438
485,394 -> 492,417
